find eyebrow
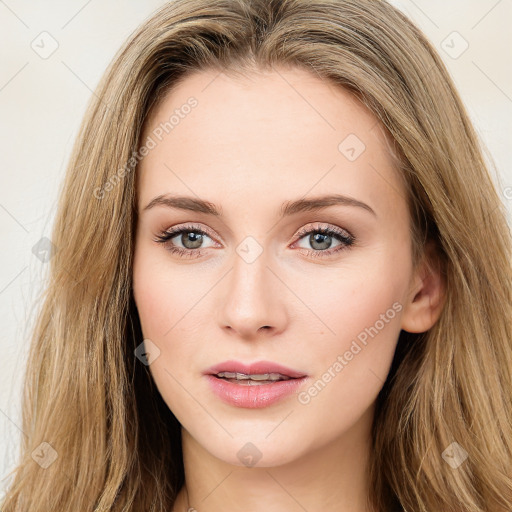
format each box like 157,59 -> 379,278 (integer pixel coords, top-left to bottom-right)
142,193 -> 376,217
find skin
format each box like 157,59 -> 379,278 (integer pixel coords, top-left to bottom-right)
132,66 -> 444,512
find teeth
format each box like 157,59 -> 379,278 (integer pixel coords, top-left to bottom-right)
216,371 -> 291,381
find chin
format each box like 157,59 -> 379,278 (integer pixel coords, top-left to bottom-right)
199,433 -> 309,469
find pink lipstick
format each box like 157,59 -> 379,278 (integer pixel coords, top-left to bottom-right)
203,360 -> 308,408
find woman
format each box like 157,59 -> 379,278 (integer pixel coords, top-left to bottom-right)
1,0 -> 511,511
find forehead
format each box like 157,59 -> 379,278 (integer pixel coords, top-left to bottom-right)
136,67 -> 406,222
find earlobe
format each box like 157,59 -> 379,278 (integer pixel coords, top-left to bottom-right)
401,242 -> 446,333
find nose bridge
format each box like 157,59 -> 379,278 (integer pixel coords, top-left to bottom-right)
218,239 -> 286,336
230,244 -> 272,313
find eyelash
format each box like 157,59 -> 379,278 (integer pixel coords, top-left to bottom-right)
153,223 -> 355,259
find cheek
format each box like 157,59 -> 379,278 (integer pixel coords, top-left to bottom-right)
298,273 -> 403,389
293,246 -> 409,394
132,255 -> 168,340
132,242 -> 215,389
132,240 -> 200,340
132,245 -> 201,419
300,245 -> 408,346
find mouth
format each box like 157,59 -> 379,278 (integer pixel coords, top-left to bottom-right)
203,360 -> 308,408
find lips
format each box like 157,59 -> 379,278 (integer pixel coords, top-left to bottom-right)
204,360 -> 308,408
204,360 -> 307,379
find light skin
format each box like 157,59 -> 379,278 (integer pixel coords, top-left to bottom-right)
132,66 -> 444,512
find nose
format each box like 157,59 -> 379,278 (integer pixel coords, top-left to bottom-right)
216,248 -> 288,340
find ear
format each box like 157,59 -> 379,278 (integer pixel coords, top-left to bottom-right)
401,240 -> 446,333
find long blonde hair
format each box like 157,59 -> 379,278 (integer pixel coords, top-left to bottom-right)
2,0 -> 511,510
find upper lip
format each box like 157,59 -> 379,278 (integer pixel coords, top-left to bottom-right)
204,360 -> 307,379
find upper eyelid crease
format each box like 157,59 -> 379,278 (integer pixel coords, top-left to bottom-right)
142,193 -> 377,218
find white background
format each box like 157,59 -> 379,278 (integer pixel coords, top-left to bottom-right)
1,0 -> 511,496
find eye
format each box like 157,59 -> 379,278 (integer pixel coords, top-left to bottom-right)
292,223 -> 355,258
153,223 -> 217,259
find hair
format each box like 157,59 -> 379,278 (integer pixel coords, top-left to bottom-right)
2,0 -> 511,510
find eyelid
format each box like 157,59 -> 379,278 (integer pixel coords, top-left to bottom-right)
293,222 -> 354,242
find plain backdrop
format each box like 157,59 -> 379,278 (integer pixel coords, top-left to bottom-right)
1,0 -> 511,497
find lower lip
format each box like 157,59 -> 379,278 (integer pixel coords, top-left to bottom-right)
205,375 -> 307,408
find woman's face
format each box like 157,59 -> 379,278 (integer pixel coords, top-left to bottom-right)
133,66 -> 421,467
